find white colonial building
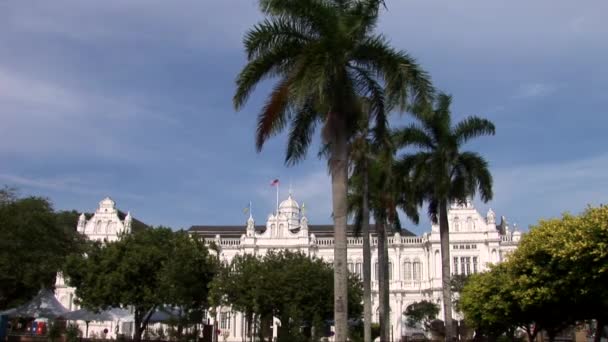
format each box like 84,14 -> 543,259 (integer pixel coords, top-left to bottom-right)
55,195 -> 520,341
189,193 -> 521,342
55,197 -> 134,339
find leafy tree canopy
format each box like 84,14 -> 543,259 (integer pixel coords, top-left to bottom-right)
0,187 -> 85,310
64,228 -> 217,342
404,300 -> 440,331
210,250 -> 363,342
461,205 -> 608,341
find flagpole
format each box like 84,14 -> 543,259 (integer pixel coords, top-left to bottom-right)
276,182 -> 279,216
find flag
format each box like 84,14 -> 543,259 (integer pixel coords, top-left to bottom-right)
270,179 -> 280,186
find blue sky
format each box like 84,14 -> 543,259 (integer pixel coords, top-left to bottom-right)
1,0 -> 607,235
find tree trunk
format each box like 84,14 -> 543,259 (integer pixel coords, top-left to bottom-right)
377,220 -> 391,342
594,319 -> 605,342
439,201 -> 453,342
362,157 -> 373,342
330,119 -> 349,342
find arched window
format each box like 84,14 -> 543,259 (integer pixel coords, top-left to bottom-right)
453,217 -> 460,232
466,217 -> 474,231
434,251 -> 440,277
388,262 -> 393,281
355,262 -> 362,278
403,259 -> 412,281
413,259 -> 421,281
220,310 -> 231,330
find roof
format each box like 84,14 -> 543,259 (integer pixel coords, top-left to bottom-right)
79,210 -> 149,233
188,224 -> 417,238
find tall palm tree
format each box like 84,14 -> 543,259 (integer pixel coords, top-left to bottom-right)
348,111 -> 421,341
346,105 -> 374,342
234,1 -> 432,339
393,93 -> 495,341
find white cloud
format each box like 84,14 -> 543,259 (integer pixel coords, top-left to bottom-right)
0,172 -> 144,200
514,82 -> 560,99
487,153 -> 608,228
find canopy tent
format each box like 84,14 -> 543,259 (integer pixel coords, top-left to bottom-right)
63,309 -> 114,322
0,289 -> 68,319
148,307 -> 183,323
64,309 -> 114,338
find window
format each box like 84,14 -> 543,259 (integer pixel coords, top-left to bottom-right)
355,262 -> 362,278
465,257 -> 471,275
465,245 -> 470,250
473,257 -> 478,273
348,262 -> 354,273
404,260 -> 412,281
388,262 -> 393,281
467,217 -> 474,231
460,257 -> 466,275
375,262 -> 378,281
453,257 -> 458,274
413,260 -> 421,281
220,311 -> 231,330
453,245 -> 458,250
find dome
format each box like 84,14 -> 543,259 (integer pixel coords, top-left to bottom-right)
279,195 -> 299,210
99,197 -> 116,209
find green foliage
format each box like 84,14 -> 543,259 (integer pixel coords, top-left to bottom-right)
461,205 -> 608,340
394,94 -> 495,339
0,188 -> 85,310
65,323 -> 81,342
64,228 -> 217,341
460,263 -> 522,338
404,300 -> 440,331
210,250 -> 363,341
47,322 -> 62,342
234,0 -> 432,162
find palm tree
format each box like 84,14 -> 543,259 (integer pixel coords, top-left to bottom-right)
233,1 -> 432,339
346,106 -> 374,342
393,93 -> 495,341
348,110 -> 421,341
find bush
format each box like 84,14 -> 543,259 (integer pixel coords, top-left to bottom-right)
65,323 -> 80,342
47,322 -> 63,342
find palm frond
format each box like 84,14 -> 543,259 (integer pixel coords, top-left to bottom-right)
255,77 -> 292,151
454,116 -> 496,145
285,98 -> 320,165
234,43 -> 302,110
258,0 -> 337,35
244,18 -> 316,60
352,35 -> 434,110
456,152 -> 493,202
392,124 -> 435,151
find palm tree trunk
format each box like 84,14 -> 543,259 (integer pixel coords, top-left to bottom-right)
439,201 -> 454,341
362,158 -> 373,342
377,220 -> 391,342
330,120 -> 349,342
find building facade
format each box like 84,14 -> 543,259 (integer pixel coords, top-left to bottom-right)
55,195 -> 520,341
189,194 -> 521,342
55,197 -> 133,339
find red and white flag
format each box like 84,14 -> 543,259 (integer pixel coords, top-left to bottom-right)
270,179 -> 280,186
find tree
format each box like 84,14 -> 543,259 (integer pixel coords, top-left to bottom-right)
460,263 -> 527,341
64,228 -> 216,342
233,1 -> 432,338
394,94 -> 495,341
210,250 -> 363,342
0,189 -> 84,310
405,300 -> 440,331
507,205 -> 608,342
348,121 -> 422,342
159,232 -> 218,338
